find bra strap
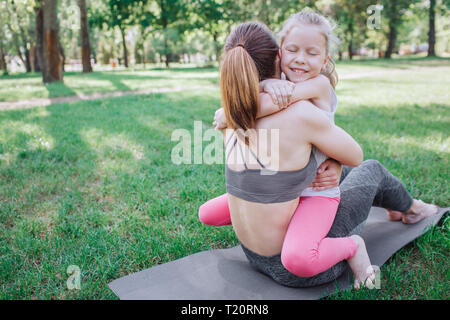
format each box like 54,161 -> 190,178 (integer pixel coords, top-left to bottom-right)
237,140 -> 248,170
247,147 -> 266,169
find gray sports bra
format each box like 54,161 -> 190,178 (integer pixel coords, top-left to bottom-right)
225,131 -> 317,204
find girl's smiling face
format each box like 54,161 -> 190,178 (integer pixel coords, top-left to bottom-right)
280,24 -> 330,83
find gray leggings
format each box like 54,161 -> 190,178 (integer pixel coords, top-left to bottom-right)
240,159 -> 414,287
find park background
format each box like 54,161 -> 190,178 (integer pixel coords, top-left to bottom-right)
0,0 -> 449,299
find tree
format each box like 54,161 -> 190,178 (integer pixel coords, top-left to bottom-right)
34,0 -> 64,82
190,0 -> 228,61
90,0 -> 145,68
427,0 -> 436,56
0,1 -> 9,74
145,0 -> 189,68
78,0 -> 93,72
382,0 -> 419,59
332,0 -> 370,60
1,0 -> 36,73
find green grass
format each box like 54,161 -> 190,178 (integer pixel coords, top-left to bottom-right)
0,66 -> 218,102
0,57 -> 449,299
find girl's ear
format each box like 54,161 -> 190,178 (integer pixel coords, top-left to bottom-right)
322,55 -> 330,72
278,48 -> 282,59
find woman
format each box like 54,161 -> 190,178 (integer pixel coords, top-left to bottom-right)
206,21 -> 438,288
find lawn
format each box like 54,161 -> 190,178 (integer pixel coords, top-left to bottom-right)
0,66 -> 218,102
0,57 -> 448,299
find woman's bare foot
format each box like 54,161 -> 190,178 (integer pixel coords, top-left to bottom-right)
347,235 -> 376,290
387,210 -> 403,221
402,199 -> 439,224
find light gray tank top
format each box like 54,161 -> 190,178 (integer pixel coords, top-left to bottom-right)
301,85 -> 340,197
225,132 -> 317,204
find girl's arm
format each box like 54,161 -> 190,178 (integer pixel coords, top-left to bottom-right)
214,76 -> 331,129
258,75 -> 330,119
263,75 -> 330,105
290,74 -> 330,103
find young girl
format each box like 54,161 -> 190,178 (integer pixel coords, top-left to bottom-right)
202,12 -> 375,289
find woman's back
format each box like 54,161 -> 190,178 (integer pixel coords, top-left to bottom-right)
224,101 -> 316,256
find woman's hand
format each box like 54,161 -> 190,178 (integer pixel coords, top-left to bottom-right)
309,159 -> 342,191
260,79 -> 295,108
213,107 -> 227,130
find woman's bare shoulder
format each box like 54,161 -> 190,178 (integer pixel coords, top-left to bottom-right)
255,100 -> 329,136
282,100 -> 328,126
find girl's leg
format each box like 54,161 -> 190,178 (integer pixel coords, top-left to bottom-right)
281,196 -> 358,277
198,193 -> 232,226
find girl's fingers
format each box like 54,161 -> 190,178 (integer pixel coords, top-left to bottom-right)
274,87 -> 283,106
268,89 -> 277,104
312,176 -> 336,183
280,87 -> 288,106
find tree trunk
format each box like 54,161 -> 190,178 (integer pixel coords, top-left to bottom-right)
385,23 -> 397,59
35,1 -> 44,74
163,30 -> 169,68
348,40 -> 353,60
58,36 -> 65,72
20,27 -> 32,73
78,0 -> 92,72
347,22 -> 353,60
32,45 -> 41,72
427,0 -> 436,57
213,31 -> 220,61
142,41 -> 146,69
160,0 -> 169,68
10,24 -> 27,69
0,43 -> 7,75
42,0 -> 63,83
119,27 -> 129,68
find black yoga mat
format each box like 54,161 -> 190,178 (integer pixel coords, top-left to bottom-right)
108,207 -> 448,300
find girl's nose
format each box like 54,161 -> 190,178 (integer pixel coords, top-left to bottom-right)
294,52 -> 306,64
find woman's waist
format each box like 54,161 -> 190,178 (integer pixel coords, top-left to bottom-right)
228,195 -> 298,256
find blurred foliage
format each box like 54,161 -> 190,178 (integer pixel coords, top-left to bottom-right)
0,0 -> 449,72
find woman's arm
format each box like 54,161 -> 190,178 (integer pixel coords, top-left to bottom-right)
295,102 -> 363,167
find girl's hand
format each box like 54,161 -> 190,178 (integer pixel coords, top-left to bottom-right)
213,107 -> 227,130
309,159 -> 342,191
261,79 -> 295,108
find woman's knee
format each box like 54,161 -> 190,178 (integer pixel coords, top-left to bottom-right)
362,159 -> 382,169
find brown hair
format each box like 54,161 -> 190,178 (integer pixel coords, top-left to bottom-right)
279,11 -> 340,88
220,22 -> 279,135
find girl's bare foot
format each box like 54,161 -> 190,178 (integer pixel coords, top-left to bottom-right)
402,199 -> 439,224
347,235 -> 376,290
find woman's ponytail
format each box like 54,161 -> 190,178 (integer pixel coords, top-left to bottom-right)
220,46 -> 260,132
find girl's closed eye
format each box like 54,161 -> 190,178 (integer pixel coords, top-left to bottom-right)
286,46 -> 297,52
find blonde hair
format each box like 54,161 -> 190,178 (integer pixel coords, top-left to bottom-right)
278,11 -> 340,88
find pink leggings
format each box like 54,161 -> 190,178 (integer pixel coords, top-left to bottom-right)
198,194 -> 357,277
